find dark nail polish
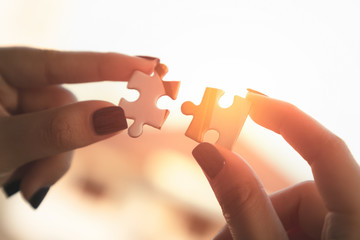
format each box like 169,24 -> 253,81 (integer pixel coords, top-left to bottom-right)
192,143 -> 225,179
93,106 -> 128,135
29,187 -> 50,209
3,179 -> 21,197
136,55 -> 160,63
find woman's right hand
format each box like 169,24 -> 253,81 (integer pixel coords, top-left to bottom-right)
192,92 -> 360,239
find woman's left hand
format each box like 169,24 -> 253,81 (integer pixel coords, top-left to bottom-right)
0,47 -> 157,209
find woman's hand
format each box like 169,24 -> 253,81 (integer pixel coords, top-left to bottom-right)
0,47 -> 158,209
192,92 -> 360,239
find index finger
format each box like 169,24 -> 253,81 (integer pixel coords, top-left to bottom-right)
0,47 -> 158,88
246,92 -> 360,214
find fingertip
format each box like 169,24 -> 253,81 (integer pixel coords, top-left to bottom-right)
192,143 -> 225,179
19,152 -> 72,209
134,55 -> 160,75
245,91 -> 269,105
245,92 -> 284,134
20,181 -> 50,210
135,55 -> 160,65
92,106 -> 128,135
192,142 -> 215,156
3,179 -> 21,197
246,88 -> 268,97
245,91 -> 267,119
29,186 -> 50,209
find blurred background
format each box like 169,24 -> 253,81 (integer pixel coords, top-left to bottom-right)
0,0 -> 359,239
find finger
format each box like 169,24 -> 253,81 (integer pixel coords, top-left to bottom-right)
0,104 -> 10,116
213,225 -> 233,240
212,182 -> 327,240
287,228 -> 314,240
19,151 -> 72,209
2,165 -> 28,194
192,143 -> 288,240
2,87 -> 76,198
18,85 -> 77,113
0,47 -> 158,88
0,73 -> 17,114
246,92 -> 360,213
0,101 -> 127,171
270,181 -> 327,239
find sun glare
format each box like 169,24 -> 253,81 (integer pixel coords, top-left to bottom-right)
1,1 -> 360,239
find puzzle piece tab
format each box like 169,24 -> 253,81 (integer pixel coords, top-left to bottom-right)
181,87 -> 251,149
119,63 -> 180,137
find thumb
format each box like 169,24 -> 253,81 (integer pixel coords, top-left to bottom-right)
0,100 -> 127,171
192,143 -> 287,240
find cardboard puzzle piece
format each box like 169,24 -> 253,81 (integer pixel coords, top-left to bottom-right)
181,87 -> 251,149
119,63 -> 180,137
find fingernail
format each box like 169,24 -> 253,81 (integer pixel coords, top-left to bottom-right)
192,143 -> 225,179
136,55 -> 160,64
3,179 -> 21,197
29,187 -> 50,209
93,106 -> 128,135
247,88 -> 268,97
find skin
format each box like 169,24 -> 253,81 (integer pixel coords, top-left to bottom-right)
192,92 -> 360,239
0,47 -> 157,206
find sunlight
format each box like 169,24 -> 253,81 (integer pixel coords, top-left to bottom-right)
1,1 -> 360,239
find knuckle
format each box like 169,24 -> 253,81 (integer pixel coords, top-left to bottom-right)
41,49 -> 58,60
323,212 -> 360,240
282,102 -> 302,119
297,180 -> 317,195
42,113 -> 74,151
217,182 -> 260,224
284,102 -> 299,113
277,102 -> 301,130
314,133 -> 347,161
299,180 -> 315,189
41,49 -> 60,84
326,134 -> 346,150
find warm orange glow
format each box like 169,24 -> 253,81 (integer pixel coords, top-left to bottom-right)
1,1 -> 360,239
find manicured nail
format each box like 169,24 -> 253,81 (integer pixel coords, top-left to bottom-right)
247,88 -> 268,97
136,55 -> 160,64
3,179 -> 21,197
192,143 -> 225,179
93,106 -> 128,135
29,187 -> 50,209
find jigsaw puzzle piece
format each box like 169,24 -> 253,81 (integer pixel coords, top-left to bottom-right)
119,64 -> 180,138
163,81 -> 180,100
181,87 -> 251,150
181,88 -> 224,143
153,63 -> 180,100
211,95 -> 251,149
118,98 -> 149,137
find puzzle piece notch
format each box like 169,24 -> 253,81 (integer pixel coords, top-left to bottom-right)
211,94 -> 251,148
119,64 -> 180,138
155,63 -> 179,100
181,88 -> 224,142
181,87 -> 251,150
